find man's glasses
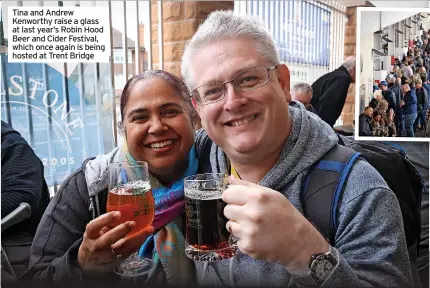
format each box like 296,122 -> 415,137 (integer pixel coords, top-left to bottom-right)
191,65 -> 277,105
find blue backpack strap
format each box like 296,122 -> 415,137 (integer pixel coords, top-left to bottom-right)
301,144 -> 361,245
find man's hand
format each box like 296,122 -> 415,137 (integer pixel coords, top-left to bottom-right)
77,211 -> 154,275
223,176 -> 328,275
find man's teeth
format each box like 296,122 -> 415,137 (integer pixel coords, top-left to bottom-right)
230,115 -> 256,127
149,140 -> 174,149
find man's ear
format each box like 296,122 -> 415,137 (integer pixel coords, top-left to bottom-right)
276,64 -> 291,102
191,97 -> 203,118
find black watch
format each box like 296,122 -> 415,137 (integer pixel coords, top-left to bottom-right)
293,245 -> 338,287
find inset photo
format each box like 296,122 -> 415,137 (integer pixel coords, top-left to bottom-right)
357,7 -> 430,141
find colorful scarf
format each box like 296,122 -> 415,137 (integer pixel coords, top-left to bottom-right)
120,141 -> 197,284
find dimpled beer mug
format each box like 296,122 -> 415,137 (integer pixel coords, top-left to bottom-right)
106,161 -> 155,278
184,173 -> 237,261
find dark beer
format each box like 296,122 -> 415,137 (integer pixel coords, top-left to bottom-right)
184,187 -> 237,261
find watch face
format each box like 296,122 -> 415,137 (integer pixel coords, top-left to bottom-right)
316,260 -> 334,278
312,254 -> 337,282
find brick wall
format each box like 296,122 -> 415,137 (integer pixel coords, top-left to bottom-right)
342,7 -> 357,126
151,1 -> 234,77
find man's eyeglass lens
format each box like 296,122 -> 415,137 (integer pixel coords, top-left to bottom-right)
193,66 -> 272,105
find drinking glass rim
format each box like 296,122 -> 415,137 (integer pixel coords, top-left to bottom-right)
109,160 -> 148,169
184,173 -> 228,182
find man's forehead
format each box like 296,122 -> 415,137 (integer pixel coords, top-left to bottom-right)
192,59 -> 265,87
190,39 -> 269,87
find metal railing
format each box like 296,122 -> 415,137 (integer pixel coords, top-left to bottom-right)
1,0 -> 154,196
235,0 -> 347,86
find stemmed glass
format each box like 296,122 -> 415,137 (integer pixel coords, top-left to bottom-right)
106,161 -> 155,278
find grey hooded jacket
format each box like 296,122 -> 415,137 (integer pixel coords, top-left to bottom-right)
193,103 -> 420,288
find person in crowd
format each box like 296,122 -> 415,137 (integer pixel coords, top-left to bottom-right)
181,10 -> 419,287
418,65 -> 426,75
1,121 -> 50,237
416,36 -> 423,48
370,89 -> 383,109
387,74 -> 403,135
422,75 -> 430,96
21,70 -> 197,285
423,52 -> 430,71
371,111 -> 387,137
291,82 -> 316,113
358,106 -> 373,136
423,53 -> 430,79
310,56 -> 356,127
392,65 -> 400,76
423,39 -> 430,53
1,121 -> 51,280
380,80 -> 397,112
401,83 -> 418,137
399,69 -> 408,85
374,100 -> 396,137
404,61 -> 414,82
414,78 -> 429,133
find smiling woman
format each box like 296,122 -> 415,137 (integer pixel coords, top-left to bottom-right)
22,70 -> 198,286
119,71 -> 196,185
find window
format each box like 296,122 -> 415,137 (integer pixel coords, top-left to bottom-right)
113,49 -> 133,64
114,73 -> 125,88
114,73 -> 134,89
113,50 -> 123,63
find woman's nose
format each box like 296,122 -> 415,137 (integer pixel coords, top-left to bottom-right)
148,117 -> 167,135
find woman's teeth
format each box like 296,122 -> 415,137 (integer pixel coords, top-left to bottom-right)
149,140 -> 174,150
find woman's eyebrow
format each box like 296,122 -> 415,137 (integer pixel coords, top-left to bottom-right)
159,102 -> 183,110
127,107 -> 148,118
127,103 -> 183,117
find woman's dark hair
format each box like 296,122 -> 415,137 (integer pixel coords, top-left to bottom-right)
373,108 -> 388,121
119,70 -> 196,127
373,110 -> 383,119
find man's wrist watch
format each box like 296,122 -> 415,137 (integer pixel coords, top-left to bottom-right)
293,244 -> 338,287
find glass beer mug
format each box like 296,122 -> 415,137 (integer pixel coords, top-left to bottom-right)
184,173 -> 237,262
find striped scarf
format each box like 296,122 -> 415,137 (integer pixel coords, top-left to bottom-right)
120,141 -> 196,284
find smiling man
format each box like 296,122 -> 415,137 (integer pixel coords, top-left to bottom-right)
181,11 -> 419,288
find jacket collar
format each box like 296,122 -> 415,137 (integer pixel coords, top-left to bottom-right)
84,147 -> 122,197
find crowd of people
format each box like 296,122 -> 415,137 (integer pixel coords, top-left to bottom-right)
290,56 -> 356,130
2,10 -> 428,288
360,32 -> 430,137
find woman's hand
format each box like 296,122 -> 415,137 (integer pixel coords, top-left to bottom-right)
77,211 -> 154,275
